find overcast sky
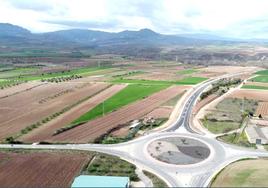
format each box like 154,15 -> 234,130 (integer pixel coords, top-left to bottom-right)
1,0 -> 268,39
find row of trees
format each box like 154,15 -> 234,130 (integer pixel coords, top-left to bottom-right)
41,75 -> 82,83
200,78 -> 241,100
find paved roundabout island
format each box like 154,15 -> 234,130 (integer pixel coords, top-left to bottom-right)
147,136 -> 210,165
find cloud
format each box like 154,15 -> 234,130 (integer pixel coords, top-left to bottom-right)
7,0 -> 53,12
1,0 -> 268,38
43,20 -> 121,30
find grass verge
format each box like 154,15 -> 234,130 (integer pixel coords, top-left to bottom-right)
83,154 -> 139,181
143,170 -> 168,187
201,120 -> 241,134
217,130 -> 256,148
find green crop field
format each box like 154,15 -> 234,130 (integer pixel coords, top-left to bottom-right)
250,75 -> 268,83
242,85 -> 268,90
72,84 -> 168,124
177,77 -> 207,84
0,67 -> 38,79
111,76 -> 207,85
177,69 -> 198,75
17,67 -> 111,81
254,70 -> 268,75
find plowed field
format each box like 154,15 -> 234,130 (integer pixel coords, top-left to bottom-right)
21,84 -> 126,142
48,85 -> 188,143
229,89 -> 268,101
256,102 -> 268,117
0,151 -> 90,187
0,82 -> 109,140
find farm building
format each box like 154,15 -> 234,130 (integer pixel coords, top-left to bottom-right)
245,121 -> 268,144
71,175 -> 130,188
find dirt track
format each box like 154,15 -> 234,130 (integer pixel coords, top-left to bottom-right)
48,85 -> 188,143
0,152 -> 90,188
21,84 -> 127,142
0,82 -> 109,140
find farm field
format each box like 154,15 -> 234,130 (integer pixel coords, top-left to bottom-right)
111,76 -> 207,85
254,69 -> 268,75
0,150 -> 90,188
72,84 -> 169,125
256,102 -> 268,117
0,81 -> 45,99
177,69 -> 198,75
211,159 -> 268,187
19,67 -> 112,81
47,85 -> 188,143
128,72 -> 184,81
229,89 -> 268,101
193,94 -> 218,114
199,66 -> 258,75
0,67 -> 38,79
242,85 -> 268,90
244,81 -> 268,87
0,81 -> 109,141
21,84 -> 127,143
0,149 -> 142,187
145,106 -> 173,119
250,75 -> 268,83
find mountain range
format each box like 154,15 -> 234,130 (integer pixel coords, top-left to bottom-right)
0,23 -> 248,49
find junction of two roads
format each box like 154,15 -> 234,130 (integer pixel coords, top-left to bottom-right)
1,72 -> 268,187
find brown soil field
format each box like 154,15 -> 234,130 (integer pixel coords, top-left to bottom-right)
0,81 -> 45,99
144,106 -> 173,119
229,89 -> 268,101
48,85 -> 188,143
193,94 -> 218,114
0,82 -> 109,140
110,126 -> 130,137
256,102 -> 268,117
21,84 -> 127,143
193,71 -> 222,78
199,66 -> 257,74
0,151 -> 90,188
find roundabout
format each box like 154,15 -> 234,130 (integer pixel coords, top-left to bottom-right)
147,136 -> 211,165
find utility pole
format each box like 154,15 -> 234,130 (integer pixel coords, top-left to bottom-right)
242,97 -> 245,113
102,101 -> 104,116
